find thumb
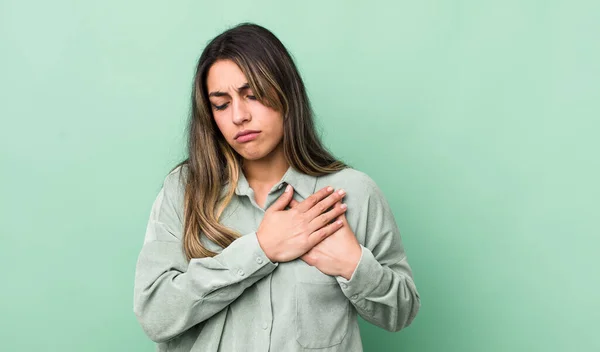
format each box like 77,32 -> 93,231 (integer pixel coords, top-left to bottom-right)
268,184 -> 294,212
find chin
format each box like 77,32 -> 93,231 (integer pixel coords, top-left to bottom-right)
239,154 -> 264,161
231,138 -> 282,162
236,145 -> 280,162
235,147 -> 267,161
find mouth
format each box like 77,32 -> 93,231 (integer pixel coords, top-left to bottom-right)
235,130 -> 261,143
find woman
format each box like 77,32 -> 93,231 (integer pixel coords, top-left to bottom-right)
133,22 -> 420,351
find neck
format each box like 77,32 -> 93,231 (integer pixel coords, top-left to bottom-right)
242,143 -> 289,191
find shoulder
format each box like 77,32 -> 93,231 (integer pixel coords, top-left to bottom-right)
161,163 -> 189,202
317,167 -> 382,203
318,168 -> 396,242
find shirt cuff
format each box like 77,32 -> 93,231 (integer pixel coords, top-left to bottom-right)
335,245 -> 383,303
218,231 -> 278,279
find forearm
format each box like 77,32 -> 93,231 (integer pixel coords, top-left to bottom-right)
133,231 -> 277,342
336,245 -> 420,332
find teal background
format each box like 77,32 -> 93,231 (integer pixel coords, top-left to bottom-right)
1,0 -> 598,351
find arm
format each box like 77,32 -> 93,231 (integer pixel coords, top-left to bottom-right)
335,177 -> 420,332
133,171 -> 277,342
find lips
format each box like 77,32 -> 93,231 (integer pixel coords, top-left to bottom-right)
236,132 -> 260,143
234,130 -> 261,140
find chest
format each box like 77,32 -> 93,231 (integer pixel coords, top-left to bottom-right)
202,195 -> 364,283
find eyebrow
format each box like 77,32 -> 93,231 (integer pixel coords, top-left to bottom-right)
208,83 -> 250,98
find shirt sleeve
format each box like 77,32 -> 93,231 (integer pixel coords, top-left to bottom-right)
133,170 -> 278,343
335,176 -> 420,332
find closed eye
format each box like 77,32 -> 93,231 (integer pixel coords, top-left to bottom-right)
213,102 -> 229,111
212,94 -> 255,111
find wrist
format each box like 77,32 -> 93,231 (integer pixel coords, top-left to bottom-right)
341,245 -> 362,280
255,230 -> 274,262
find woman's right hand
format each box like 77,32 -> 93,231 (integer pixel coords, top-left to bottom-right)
256,185 -> 347,263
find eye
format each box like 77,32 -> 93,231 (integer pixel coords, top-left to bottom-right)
213,102 -> 229,111
247,95 -> 257,100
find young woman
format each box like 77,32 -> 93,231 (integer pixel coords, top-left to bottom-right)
133,23 -> 420,352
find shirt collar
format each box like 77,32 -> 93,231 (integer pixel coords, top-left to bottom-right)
235,165 -> 317,200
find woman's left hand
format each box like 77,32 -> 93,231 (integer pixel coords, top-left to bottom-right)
289,199 -> 362,280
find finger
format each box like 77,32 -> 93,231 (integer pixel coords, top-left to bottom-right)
294,186 -> 335,213
267,184 -> 294,212
335,214 -> 348,227
289,199 -> 300,209
335,204 -> 348,223
304,188 -> 346,221
308,200 -> 347,232
301,251 -> 317,266
307,218 -> 344,248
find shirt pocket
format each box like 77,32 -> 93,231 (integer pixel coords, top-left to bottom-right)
295,281 -> 350,349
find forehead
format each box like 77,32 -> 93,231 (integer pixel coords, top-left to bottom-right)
206,59 -> 248,92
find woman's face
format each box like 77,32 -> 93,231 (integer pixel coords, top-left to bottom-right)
206,59 -> 284,162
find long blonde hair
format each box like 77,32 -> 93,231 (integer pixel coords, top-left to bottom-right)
173,23 -> 347,260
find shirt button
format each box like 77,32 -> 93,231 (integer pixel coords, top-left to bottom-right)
237,269 -> 245,276
256,257 -> 263,264
340,283 -> 348,289
351,294 -> 358,300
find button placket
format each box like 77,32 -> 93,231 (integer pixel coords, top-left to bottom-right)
253,207 -> 273,347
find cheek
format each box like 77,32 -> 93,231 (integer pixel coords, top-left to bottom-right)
255,107 -> 283,137
213,115 -> 232,138
272,115 -> 284,140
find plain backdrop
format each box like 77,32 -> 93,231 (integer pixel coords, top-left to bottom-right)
1,0 -> 599,351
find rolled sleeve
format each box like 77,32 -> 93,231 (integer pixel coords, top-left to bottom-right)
336,245 -> 382,303
203,231 -> 278,295
334,174 -> 420,332
133,170 -> 278,343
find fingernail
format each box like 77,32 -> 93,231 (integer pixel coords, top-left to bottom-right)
336,220 -> 343,225
285,185 -> 291,192
338,189 -> 345,196
327,186 -> 333,192
341,204 -> 347,209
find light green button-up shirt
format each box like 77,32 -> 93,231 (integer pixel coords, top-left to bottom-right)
134,164 -> 420,352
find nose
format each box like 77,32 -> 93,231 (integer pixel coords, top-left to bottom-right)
232,99 -> 251,125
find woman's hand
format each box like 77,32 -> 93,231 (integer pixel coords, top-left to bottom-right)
256,185 -> 347,263
290,199 -> 362,280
